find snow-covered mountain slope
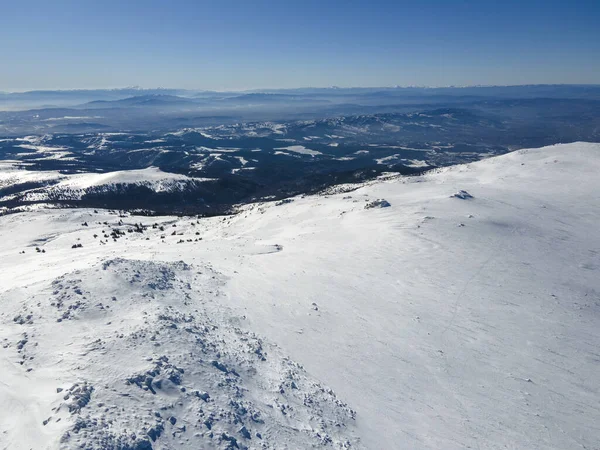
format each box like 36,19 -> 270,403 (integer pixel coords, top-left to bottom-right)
1,142 -> 599,449
0,164 -> 212,206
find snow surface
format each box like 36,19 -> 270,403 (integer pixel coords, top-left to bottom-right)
0,162 -> 68,189
273,145 -> 323,156
1,142 -> 600,449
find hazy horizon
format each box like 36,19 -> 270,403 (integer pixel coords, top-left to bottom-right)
2,82 -> 600,95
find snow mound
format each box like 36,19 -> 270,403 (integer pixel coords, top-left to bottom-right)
450,190 -> 473,199
0,258 -> 359,450
364,199 -> 391,209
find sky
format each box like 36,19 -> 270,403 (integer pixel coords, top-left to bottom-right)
1,0 -> 599,91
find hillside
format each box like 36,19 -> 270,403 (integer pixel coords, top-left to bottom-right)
1,142 -> 599,449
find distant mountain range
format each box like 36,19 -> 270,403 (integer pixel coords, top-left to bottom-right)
2,84 -> 600,111
84,94 -> 199,108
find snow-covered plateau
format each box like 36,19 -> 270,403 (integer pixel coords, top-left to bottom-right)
0,165 -> 211,206
1,142 -> 599,449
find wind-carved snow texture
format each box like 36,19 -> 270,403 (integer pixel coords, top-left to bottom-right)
2,259 -> 359,449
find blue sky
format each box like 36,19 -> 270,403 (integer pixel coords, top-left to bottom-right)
1,0 -> 599,91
